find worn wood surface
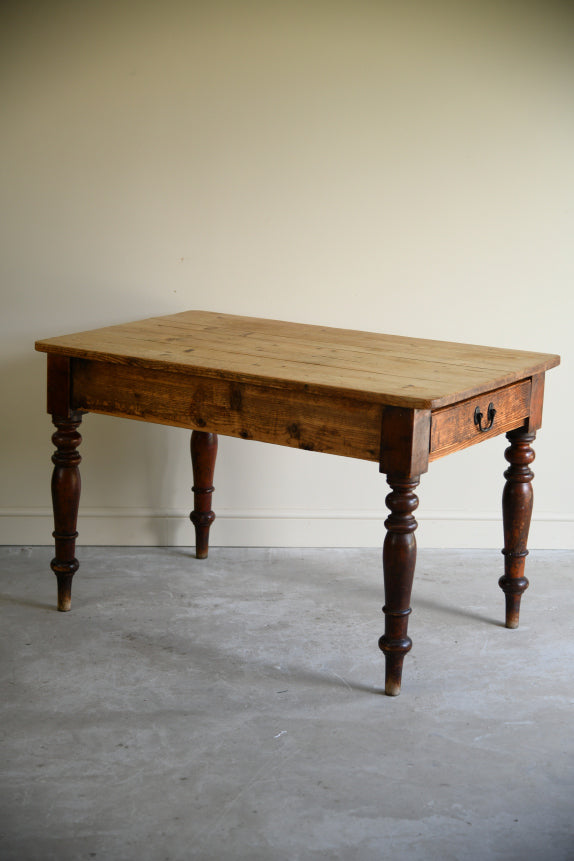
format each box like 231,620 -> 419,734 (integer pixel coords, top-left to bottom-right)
37,311 -> 560,696
526,373 -> 546,432
380,407 -> 431,476
429,379 -> 532,460
70,358 -> 383,461
36,310 -> 560,410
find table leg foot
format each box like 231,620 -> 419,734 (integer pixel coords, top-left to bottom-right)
500,429 -> 535,629
50,414 -> 82,611
54,573 -> 75,613
378,475 -> 419,696
190,431 -> 218,559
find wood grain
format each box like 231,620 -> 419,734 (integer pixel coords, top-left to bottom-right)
527,373 -> 545,432
380,407 -> 431,476
429,380 -> 531,460
70,358 -> 383,461
36,310 -> 560,410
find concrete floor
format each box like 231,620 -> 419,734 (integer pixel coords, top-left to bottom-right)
1,546 -> 573,861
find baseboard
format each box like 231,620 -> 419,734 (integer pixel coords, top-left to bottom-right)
1,508 -> 572,549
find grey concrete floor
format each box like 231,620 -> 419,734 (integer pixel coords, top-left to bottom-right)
1,546 -> 573,861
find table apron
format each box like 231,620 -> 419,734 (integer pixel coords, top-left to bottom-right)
69,358 -> 383,462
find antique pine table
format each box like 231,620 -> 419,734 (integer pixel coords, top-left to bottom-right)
36,311 -> 560,696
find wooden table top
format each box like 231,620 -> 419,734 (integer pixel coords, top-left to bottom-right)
36,310 -> 560,410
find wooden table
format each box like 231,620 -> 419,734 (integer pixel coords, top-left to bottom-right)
36,311 -> 560,695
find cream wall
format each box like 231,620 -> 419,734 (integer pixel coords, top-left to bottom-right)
1,0 -> 572,548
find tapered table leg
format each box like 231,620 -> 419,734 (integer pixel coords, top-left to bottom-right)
190,431 -> 218,559
378,474 -> 420,696
50,413 -> 83,611
500,429 -> 535,628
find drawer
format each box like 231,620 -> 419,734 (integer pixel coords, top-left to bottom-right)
430,379 -> 531,460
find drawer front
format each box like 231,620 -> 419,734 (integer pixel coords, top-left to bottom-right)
430,379 -> 531,460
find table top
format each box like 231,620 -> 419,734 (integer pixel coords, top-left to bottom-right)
36,310 -> 560,410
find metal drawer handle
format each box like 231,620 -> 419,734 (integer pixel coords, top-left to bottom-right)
474,402 -> 496,432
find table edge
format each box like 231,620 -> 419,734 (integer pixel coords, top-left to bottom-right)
35,341 -> 561,411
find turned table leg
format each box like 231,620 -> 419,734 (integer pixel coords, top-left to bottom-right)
500,428 -> 535,628
378,474 -> 420,696
190,431 -> 218,559
50,413 -> 83,611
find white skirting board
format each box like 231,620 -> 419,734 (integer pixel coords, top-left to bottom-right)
1,508 -> 572,549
